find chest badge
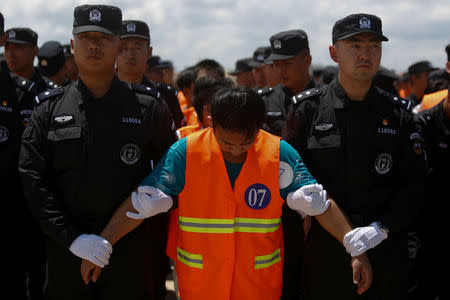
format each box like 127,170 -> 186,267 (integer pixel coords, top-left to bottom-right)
314,123 -> 333,131
120,143 -> 140,165
54,114 -> 74,124
0,126 -> 9,143
244,183 -> 271,209
374,153 -> 393,175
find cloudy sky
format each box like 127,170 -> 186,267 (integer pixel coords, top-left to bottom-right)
1,0 -> 449,74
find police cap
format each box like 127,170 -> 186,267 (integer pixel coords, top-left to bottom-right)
121,20 -> 150,42
266,30 -> 309,61
229,58 -> 254,75
0,12 -> 4,34
408,61 -> 438,75
253,46 -> 271,63
147,56 -> 163,68
73,4 -> 122,35
332,13 -> 388,44
5,27 -> 38,45
62,44 -> 72,57
38,41 -> 65,77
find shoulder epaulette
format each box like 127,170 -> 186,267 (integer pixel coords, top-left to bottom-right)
257,86 -> 274,97
34,87 -> 65,105
291,87 -> 321,105
11,74 -> 35,91
155,82 -> 178,97
378,89 -> 412,112
44,77 -> 59,89
131,83 -> 161,100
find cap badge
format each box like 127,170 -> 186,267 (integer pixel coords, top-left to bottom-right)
89,9 -> 102,22
359,17 -> 371,29
8,30 -> 16,39
126,23 -> 136,33
273,40 -> 282,49
40,59 -> 48,67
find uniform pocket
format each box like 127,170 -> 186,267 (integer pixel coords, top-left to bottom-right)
254,248 -> 281,270
177,247 -> 203,269
47,126 -> 83,170
47,126 -> 81,141
307,134 -> 341,149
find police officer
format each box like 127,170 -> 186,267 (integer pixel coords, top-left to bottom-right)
260,29 -> 320,137
229,57 -> 256,87
117,20 -> 185,130
413,43 -> 450,300
251,46 -> 269,88
407,60 -> 438,108
62,43 -> 79,82
18,5 -> 176,300
284,13 -> 425,299
38,41 -> 68,87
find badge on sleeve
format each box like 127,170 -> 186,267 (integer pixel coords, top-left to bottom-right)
374,153 -> 392,175
120,143 -> 140,165
244,183 -> 271,209
0,126 -> 9,142
279,161 -> 294,189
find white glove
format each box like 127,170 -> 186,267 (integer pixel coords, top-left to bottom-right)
69,234 -> 113,268
286,183 -> 330,216
126,185 -> 173,219
343,222 -> 388,257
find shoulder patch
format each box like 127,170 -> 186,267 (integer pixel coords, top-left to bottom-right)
132,83 -> 161,100
378,89 -> 412,112
155,82 -> 178,97
257,86 -> 274,96
44,77 -> 59,89
34,87 -> 65,105
291,87 -> 321,105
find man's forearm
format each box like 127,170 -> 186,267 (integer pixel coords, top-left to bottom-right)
100,193 -> 144,245
315,198 -> 353,244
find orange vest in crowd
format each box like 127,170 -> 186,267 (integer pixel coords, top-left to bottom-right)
173,128 -> 284,300
182,106 -> 199,126
178,90 -> 187,108
422,89 -> 448,110
399,88 -> 407,99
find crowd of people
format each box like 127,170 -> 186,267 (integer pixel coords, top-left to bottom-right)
0,3 -> 449,300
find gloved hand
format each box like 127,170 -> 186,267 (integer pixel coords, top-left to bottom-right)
69,234 -> 113,268
343,222 -> 388,257
287,183 -> 330,216
126,185 -> 173,219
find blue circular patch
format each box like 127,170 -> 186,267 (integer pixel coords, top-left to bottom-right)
244,183 -> 271,209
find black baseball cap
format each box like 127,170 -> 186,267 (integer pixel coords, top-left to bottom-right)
446,43 -> 450,61
376,66 -> 398,80
229,58 -> 254,75
62,44 -> 72,57
38,41 -> 65,77
266,30 -> 309,61
332,13 -> 388,44
408,61 -> 438,75
253,46 -> 271,63
5,27 -> 38,45
0,12 -> 4,34
147,55 -> 163,68
73,5 -> 122,35
120,20 -> 150,42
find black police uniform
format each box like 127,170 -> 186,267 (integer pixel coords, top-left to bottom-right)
414,100 -> 450,299
259,80 -> 320,137
19,75 -> 177,300
283,77 -> 425,299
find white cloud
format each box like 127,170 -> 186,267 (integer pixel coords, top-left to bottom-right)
1,0 -> 449,73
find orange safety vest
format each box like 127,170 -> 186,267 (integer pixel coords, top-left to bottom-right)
178,90 -> 187,108
174,128 -> 284,300
399,88 -> 407,99
422,89 -> 448,110
182,106 -> 199,126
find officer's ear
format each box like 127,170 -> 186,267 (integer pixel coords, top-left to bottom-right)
32,45 -> 39,57
147,46 -> 153,60
70,39 -> 75,55
329,45 -> 338,63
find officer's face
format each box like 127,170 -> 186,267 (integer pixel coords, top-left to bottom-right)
4,42 -> 38,73
236,71 -> 256,87
252,65 -> 266,88
213,125 -> 258,163
71,32 -> 120,74
263,63 -> 281,87
330,33 -> 382,82
117,37 -> 151,76
273,51 -> 311,90
411,71 -> 429,93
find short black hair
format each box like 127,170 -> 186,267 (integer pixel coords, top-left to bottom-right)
211,86 -> 266,139
193,76 -> 234,123
194,58 -> 225,78
175,66 -> 196,90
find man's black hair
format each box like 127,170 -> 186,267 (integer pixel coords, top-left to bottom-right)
193,76 -> 234,123
194,58 -> 225,78
211,86 -> 266,139
175,66 -> 196,90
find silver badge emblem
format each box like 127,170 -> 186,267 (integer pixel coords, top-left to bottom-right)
273,40 -> 282,49
89,10 -> 102,22
375,153 -> 392,175
359,17 -> 371,29
0,126 -> 9,142
314,123 -> 333,131
8,30 -> 16,39
120,143 -> 140,165
126,23 -> 136,32
54,114 -> 74,124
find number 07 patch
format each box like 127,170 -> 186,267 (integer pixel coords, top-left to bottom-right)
244,184 -> 271,209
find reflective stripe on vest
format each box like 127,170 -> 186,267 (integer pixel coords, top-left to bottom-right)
177,247 -> 203,269
179,216 -> 281,233
254,248 -> 281,270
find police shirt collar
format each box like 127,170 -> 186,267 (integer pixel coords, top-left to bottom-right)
75,75 -> 122,105
331,77 -> 378,109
